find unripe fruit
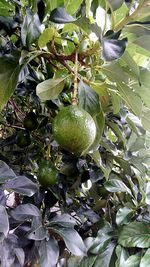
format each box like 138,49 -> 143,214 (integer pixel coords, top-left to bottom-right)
37,160 -> 58,187
52,105 -> 96,154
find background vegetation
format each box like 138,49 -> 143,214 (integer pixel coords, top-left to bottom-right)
0,0 -> 150,266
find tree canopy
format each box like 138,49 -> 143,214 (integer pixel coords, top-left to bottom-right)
0,0 -> 150,266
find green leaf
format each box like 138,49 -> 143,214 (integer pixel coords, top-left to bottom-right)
0,0 -> 14,16
117,83 -> 142,117
36,77 -> 67,101
11,204 -> 41,221
4,176 -> 38,197
27,217 -> 47,240
141,107 -> 150,132
78,80 -> 100,117
38,27 -> 61,47
45,0 -> 64,12
49,7 -> 76,23
145,182 -> 150,205
93,242 -> 116,267
109,91 -> 121,114
104,179 -> 132,195
120,51 -> 140,80
116,207 -> 134,225
0,55 -> 20,111
140,248 -> 150,267
124,255 -> 141,267
21,12 -> 42,48
0,205 -> 9,241
49,214 -> 76,228
39,238 -> 59,267
118,222 -> 150,248
102,62 -> 130,83
102,31 -> 127,61
134,35 -> 150,52
88,224 -> 112,254
115,245 -> 129,267
52,226 -> 87,256
64,0 -> 84,14
0,160 -> 16,183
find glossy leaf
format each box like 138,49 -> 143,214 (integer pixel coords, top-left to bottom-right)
140,248 -> 150,267
4,176 -> 38,196
11,204 -> 41,221
116,207 -> 134,225
104,179 -> 132,195
64,0 -> 84,14
124,255 -> 141,267
78,80 -> 100,117
0,55 -> 20,111
49,7 -> 76,23
0,160 -> 16,183
93,242 -> 115,267
0,205 -> 9,241
52,226 -> 87,256
39,237 -> 59,267
36,77 -> 67,101
118,222 -> 150,248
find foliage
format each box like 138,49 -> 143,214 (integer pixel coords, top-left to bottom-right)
0,0 -> 150,266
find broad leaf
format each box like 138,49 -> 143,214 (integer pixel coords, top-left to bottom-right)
38,27 -> 61,47
50,7 -> 76,23
93,242 -> 116,267
0,160 -> 16,183
116,207 -> 134,225
52,226 -> 87,256
11,204 -> 41,221
27,217 -> 47,240
104,179 -> 132,195
4,176 -> 38,196
21,11 -> 42,48
140,248 -> 150,267
118,222 -> 150,248
124,255 -> 141,267
102,30 -> 127,61
115,245 -> 129,267
49,213 -> 76,228
0,55 -> 20,111
64,0 -> 84,14
145,182 -> 150,205
14,248 -> 25,266
39,237 -> 59,267
0,205 -> 9,241
141,107 -> 150,132
36,77 -> 67,101
117,83 -> 142,117
78,80 -> 100,117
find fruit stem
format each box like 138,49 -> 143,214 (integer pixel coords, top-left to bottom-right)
72,51 -> 78,105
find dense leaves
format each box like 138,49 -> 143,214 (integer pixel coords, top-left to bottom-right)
0,0 -> 150,266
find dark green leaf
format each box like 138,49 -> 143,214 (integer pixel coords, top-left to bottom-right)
0,205 -> 9,241
39,237 -> 59,267
116,207 -> 134,225
124,255 -> 141,267
140,248 -> 150,267
49,213 -> 76,228
21,11 -> 42,48
11,204 -> 41,221
0,55 -> 20,111
118,222 -> 150,248
4,176 -> 38,196
49,7 -> 76,23
52,226 -> 87,256
93,242 -> 116,267
0,160 -> 16,183
115,245 -> 129,267
102,30 -> 127,61
104,179 -> 132,195
78,80 -> 100,117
